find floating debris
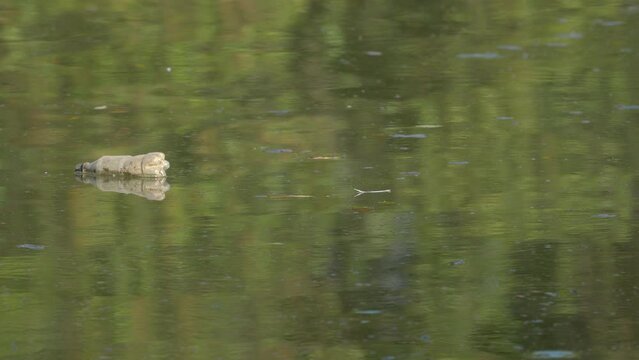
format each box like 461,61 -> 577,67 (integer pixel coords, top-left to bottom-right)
457,52 -> 502,59
16,244 -> 46,250
415,124 -> 443,129
93,105 -> 108,110
391,133 -> 427,139
264,148 -> 293,154
267,109 -> 290,116
497,45 -> 522,51
496,116 -> 514,121
592,213 -> 616,219
265,194 -> 313,200
354,309 -> 383,315
558,32 -> 583,39
617,104 -> 639,110
311,156 -> 341,160
109,106 -> 131,114
450,259 -> 465,266
399,171 -> 420,177
595,19 -> 624,27
365,51 -> 383,56
354,188 -> 391,197
530,350 -> 577,359
448,161 -> 470,165
75,152 -> 169,177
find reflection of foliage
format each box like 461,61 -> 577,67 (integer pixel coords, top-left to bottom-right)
0,0 -> 638,359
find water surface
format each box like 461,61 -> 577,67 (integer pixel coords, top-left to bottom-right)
1,1 -> 639,359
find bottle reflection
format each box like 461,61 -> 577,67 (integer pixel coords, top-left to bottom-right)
75,175 -> 170,201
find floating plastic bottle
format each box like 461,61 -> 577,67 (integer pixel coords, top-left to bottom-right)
75,152 -> 170,177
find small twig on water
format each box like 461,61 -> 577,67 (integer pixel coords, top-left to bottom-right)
268,194 -> 313,199
354,188 -> 391,197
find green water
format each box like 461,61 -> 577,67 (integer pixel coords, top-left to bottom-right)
1,1 -> 639,359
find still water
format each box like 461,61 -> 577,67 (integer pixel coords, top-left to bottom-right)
1,1 -> 639,359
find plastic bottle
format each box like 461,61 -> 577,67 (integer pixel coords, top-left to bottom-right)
75,152 -> 169,177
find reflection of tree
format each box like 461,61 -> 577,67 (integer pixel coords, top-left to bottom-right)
508,242 -> 590,353
323,211 -> 425,358
609,176 -> 639,349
